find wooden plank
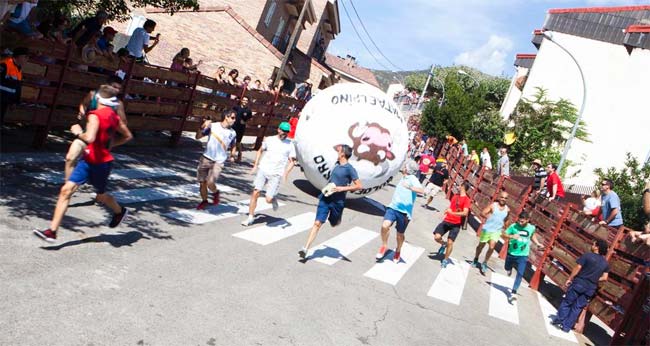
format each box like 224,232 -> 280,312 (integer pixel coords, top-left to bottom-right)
125,101 -> 183,115
132,64 -> 191,84
588,296 -> 622,329
551,244 -> 578,270
4,106 -> 49,125
127,80 -> 192,100
63,69 -> 107,89
23,62 -> 47,76
557,229 -> 592,254
126,116 -> 181,131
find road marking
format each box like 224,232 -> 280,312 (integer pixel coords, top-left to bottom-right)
488,272 -> 519,324
25,168 -> 180,184
363,243 -> 424,286
164,198 -> 283,224
310,227 -> 378,265
0,152 -> 135,164
426,258 -> 470,305
113,184 -> 234,204
232,212 -> 315,245
536,292 -> 578,343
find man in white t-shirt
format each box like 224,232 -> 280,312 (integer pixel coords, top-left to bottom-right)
126,19 -> 159,61
195,110 -> 237,210
242,122 -> 296,226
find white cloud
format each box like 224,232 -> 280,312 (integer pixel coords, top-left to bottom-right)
453,35 -> 514,75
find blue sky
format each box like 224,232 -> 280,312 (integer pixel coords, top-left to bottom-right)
328,0 -> 647,76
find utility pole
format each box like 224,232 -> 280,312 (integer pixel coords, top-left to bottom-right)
274,0 -> 311,88
417,64 -> 434,108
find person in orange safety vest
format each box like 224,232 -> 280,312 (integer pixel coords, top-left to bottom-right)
1,47 -> 28,124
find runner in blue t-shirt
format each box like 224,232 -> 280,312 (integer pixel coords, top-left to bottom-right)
375,160 -> 424,263
299,145 -> 362,259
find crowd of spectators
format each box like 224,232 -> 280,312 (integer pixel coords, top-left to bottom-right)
0,2 -> 313,102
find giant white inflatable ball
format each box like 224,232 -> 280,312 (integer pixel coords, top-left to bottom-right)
294,83 -> 409,198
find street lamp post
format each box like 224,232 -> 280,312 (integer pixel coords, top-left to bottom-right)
434,77 -> 445,107
542,32 -> 587,175
457,69 -> 479,88
417,65 -> 434,109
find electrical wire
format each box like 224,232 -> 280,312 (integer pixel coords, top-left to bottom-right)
339,0 -> 392,70
348,0 -> 405,71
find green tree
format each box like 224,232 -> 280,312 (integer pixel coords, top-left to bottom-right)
507,88 -> 589,171
594,153 -> 650,230
471,110 -> 506,146
420,74 -> 482,139
38,0 -> 199,21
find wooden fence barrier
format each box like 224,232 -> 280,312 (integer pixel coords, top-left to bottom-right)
433,139 -> 649,343
1,36 -> 304,147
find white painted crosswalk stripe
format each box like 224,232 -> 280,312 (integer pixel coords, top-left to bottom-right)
164,198 -> 283,224
426,258 -> 470,305
113,183 -> 234,204
363,243 -> 424,286
25,168 -> 180,184
488,272 -> 519,324
536,292 -> 578,343
310,227 -> 378,265
232,212 -> 315,245
0,152 -> 135,164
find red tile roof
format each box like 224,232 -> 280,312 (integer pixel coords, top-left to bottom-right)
515,54 -> 537,59
548,5 -> 650,14
625,24 -> 650,33
323,53 -> 379,88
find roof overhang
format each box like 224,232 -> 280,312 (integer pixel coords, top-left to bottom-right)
285,1 -> 317,27
325,0 -> 341,36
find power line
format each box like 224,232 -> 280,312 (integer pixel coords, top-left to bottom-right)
339,0 -> 392,70
348,0 -> 405,71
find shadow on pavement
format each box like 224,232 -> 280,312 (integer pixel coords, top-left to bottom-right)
301,246 -> 351,263
40,231 -> 150,250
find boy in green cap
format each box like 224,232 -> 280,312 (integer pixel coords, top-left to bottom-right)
242,122 -> 296,226
502,211 -> 544,303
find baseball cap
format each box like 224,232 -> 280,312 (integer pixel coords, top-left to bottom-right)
103,26 -> 117,35
279,122 -> 291,132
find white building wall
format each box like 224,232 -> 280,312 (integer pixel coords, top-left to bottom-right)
500,66 -> 529,119
520,31 -> 650,186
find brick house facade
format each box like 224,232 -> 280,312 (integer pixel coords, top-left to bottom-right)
109,0 -> 341,91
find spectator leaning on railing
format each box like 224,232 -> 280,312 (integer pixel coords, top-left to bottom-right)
629,181 -> 650,245
545,163 -> 565,201
69,10 -> 108,48
599,179 -> 623,227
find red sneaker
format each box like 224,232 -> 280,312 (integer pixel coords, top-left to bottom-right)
375,246 -> 387,260
33,228 -> 57,242
196,200 -> 209,210
212,190 -> 220,205
393,251 -> 401,263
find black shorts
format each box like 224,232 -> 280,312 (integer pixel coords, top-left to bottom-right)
234,128 -> 245,144
434,221 -> 461,241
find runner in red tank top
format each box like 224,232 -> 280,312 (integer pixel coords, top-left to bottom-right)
84,106 -> 119,164
33,85 -> 133,243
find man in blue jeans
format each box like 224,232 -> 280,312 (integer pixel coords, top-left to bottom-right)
502,211 -> 544,303
552,239 -> 609,333
299,144 -> 362,259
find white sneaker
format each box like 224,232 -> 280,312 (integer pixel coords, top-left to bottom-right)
241,215 -> 254,226
271,198 -> 279,211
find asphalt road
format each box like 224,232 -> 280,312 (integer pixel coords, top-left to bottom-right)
0,135 -> 612,346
